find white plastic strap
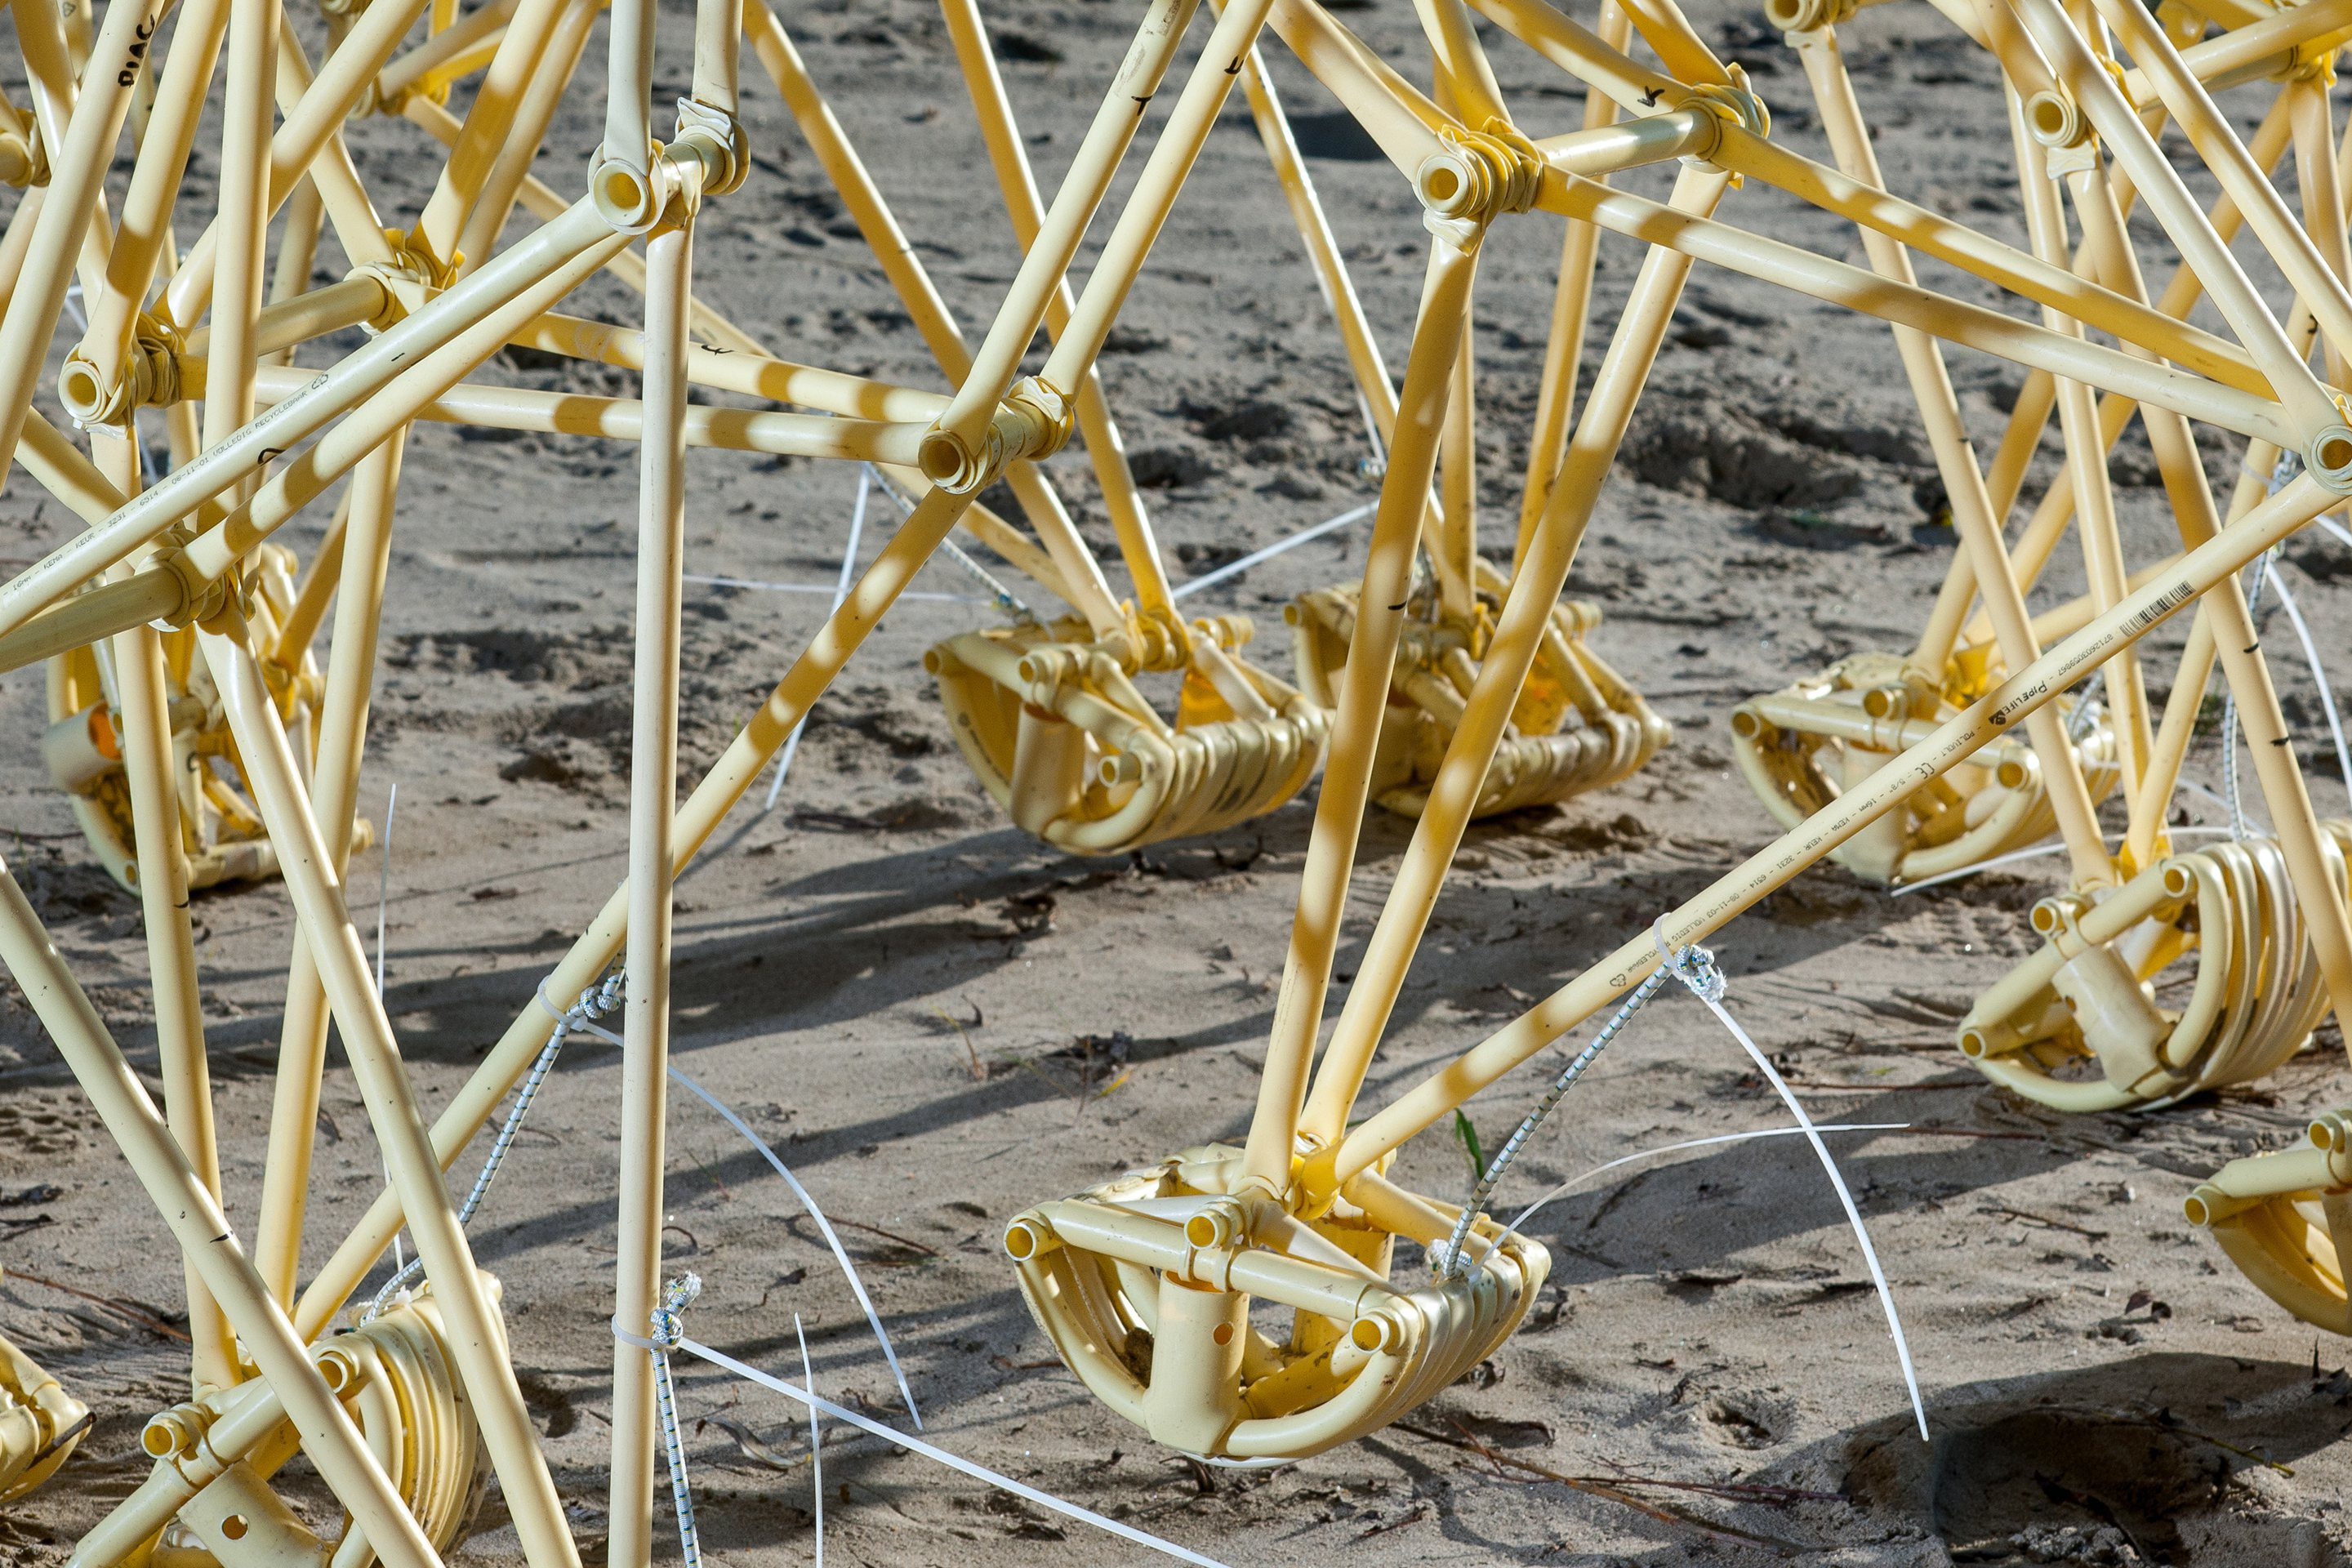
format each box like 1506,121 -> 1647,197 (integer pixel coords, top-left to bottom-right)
1170,501 -> 1375,599
647,1329 -> 1233,1568
2265,572 -> 2352,815
1504,1123 -> 1910,1237
1653,925 -> 1930,1441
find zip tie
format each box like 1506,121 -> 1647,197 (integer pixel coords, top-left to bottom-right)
1650,922 -> 1928,1441
1172,501 -> 1377,600
767,471 -> 873,811
1503,1123 -> 1910,1237
374,782 -> 399,1000
863,463 -> 1037,624
2266,571 -> 2352,815
1438,964 -> 1673,1281
643,1330 -> 1233,1568
795,1313 -> 822,1568
649,1273 -> 705,1568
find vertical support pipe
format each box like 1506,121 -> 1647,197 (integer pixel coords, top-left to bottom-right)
606,213 -> 693,1568
92,430 -> 238,1392
1241,236 -> 1478,1192
252,433 -> 407,1307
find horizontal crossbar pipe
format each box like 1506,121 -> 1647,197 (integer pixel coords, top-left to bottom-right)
504,310 -> 948,421
1712,124 -> 2270,398
252,363 -> 929,463
1535,170 -> 2301,450
2121,0 -> 2352,107
1315,472 -> 2340,1195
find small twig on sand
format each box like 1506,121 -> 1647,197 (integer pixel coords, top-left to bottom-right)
826,1217 -> 940,1258
932,1004 -> 987,1080
1396,1421 -> 1819,1551
6,1268 -> 191,1343
1980,1202 -> 2109,1240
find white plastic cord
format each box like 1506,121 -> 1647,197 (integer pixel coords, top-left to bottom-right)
795,1313 -> 822,1568
2222,549 -> 2279,840
863,464 -> 1038,623
2314,515 -> 2352,551
1169,501 -> 1376,600
2266,571 -> 2352,814
765,470 -> 872,811
1503,1123 -> 1910,1236
524,978 -> 922,1425
661,1062 -> 922,1428
636,1328 -> 1234,1568
1652,925 -> 1930,1441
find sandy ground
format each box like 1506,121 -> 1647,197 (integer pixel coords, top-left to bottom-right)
8,0 -> 2352,1563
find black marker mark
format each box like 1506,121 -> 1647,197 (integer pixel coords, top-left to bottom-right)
1641,86 -> 1664,106
1387,599 -> 1408,611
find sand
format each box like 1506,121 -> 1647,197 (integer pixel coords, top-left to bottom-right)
7,0 -> 2352,1563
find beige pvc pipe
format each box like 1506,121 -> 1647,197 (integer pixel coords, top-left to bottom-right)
744,0 -> 1125,633
942,0 -> 1174,614
605,216 -> 692,1568
0,198 -> 612,643
415,0 -> 571,263
0,0 -> 167,480
1413,0 -> 1512,129
2085,0 -> 2352,376
1712,126 -> 2265,396
203,0 -> 280,479
253,434 -> 406,1309
94,436 -> 237,1393
376,0 -> 519,102
163,0 -> 429,325
196,624 -> 582,1568
2123,0 -> 2352,106
2003,0 -> 2343,446
1534,169 -> 2300,451
0,861 -> 443,1568
1314,474 -> 2342,1197
2014,123 -> 2150,800
602,0 -> 656,188
453,0 -> 599,279
1241,237 -> 1478,1192
246,365 -> 927,465
74,0 -> 231,407
290,483 -> 982,1343
933,0 -> 1200,452
1466,0 -> 1716,115
1517,0 -> 1627,566
1298,163 -> 1731,1154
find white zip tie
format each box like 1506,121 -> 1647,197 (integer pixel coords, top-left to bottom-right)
2265,571 -> 2352,815
795,1313 -> 822,1568
1503,1123 -> 1911,1237
1652,924 -> 1929,1441
630,1329 -> 1233,1568
1169,501 -> 1377,600
765,471 -> 872,811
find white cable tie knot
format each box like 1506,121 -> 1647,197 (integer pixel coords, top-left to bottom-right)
1653,920 -> 1726,1004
